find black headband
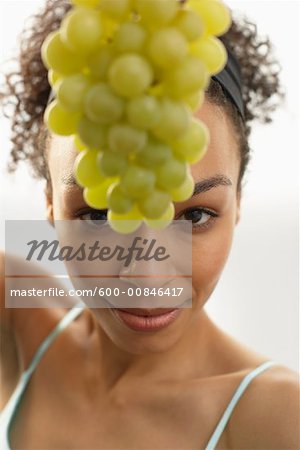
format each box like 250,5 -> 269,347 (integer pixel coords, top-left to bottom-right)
212,43 -> 245,121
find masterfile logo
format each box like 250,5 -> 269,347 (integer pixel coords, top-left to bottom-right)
26,237 -> 170,266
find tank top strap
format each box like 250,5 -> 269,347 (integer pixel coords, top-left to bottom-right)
204,360 -> 277,450
0,301 -> 86,434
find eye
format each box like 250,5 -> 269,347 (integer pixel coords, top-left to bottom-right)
178,207 -> 218,230
79,209 -> 108,227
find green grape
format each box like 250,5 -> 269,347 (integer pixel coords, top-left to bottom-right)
88,46 -> 114,80
56,74 -> 91,112
170,171 -> 195,202
135,139 -> 172,168
153,98 -> 190,142
164,56 -> 209,98
185,90 -> 204,112
73,135 -> 87,152
120,166 -> 155,199
113,22 -> 147,54
138,189 -> 171,219
100,0 -> 131,20
148,28 -> 188,69
155,158 -> 187,190
61,8 -> 103,55
173,10 -> 204,42
98,150 -> 128,177
74,150 -> 105,188
144,202 -> 175,230
108,123 -> 147,155
190,36 -> 227,75
109,54 -> 154,98
101,15 -> 118,41
190,0 -> 231,36
78,116 -> 107,149
41,31 -> 85,75
44,100 -> 80,136
84,177 -> 117,209
107,182 -> 133,214
71,0 -> 100,7
172,120 -> 209,164
84,83 -> 125,124
127,95 -> 160,129
108,206 -> 143,234
48,70 -> 61,88
136,0 -> 179,27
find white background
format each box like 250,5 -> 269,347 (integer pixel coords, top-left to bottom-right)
0,0 -> 299,371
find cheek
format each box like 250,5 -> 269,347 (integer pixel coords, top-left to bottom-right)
192,219 -> 235,300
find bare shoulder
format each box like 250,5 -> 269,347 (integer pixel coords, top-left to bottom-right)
1,250 -> 88,409
228,363 -> 300,449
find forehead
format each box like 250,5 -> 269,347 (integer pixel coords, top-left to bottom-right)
192,100 -> 240,182
47,100 -> 240,190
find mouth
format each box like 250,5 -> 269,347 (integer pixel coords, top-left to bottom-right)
111,307 -> 182,332
115,307 -> 178,316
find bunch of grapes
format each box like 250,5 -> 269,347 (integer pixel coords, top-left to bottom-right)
42,0 -> 231,234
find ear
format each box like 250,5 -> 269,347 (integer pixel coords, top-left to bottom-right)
235,190 -> 241,225
45,183 -> 54,225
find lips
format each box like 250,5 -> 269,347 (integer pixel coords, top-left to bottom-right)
111,307 -> 182,331
114,308 -> 178,317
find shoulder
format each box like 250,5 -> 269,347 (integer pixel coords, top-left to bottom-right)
228,363 -> 300,449
1,250 -> 73,332
1,251 -> 88,402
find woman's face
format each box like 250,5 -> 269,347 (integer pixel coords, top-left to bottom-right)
46,99 -> 241,355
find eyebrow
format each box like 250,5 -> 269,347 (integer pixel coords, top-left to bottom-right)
192,174 -> 232,197
62,173 -> 232,194
62,173 -> 80,187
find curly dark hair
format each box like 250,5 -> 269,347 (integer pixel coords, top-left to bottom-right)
0,0 -> 283,193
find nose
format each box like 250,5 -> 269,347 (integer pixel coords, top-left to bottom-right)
116,224 -> 190,309
118,254 -> 181,309
118,236 -> 175,290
